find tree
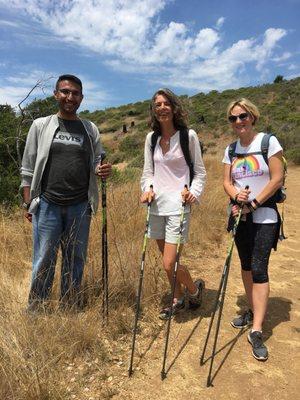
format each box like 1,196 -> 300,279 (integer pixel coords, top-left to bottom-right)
0,78 -> 54,206
274,75 -> 284,83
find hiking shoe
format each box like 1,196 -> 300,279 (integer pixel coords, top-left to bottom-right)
159,298 -> 185,320
188,279 -> 205,310
248,331 -> 268,361
231,309 -> 253,329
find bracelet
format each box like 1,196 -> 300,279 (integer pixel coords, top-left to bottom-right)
247,201 -> 258,213
252,198 -> 261,208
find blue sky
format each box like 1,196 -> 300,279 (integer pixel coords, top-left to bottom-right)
0,0 -> 299,111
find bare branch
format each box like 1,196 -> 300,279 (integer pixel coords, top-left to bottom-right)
13,76 -> 54,167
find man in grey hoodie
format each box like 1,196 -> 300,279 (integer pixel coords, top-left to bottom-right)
21,74 -> 111,310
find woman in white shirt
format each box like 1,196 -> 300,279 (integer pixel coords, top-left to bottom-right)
141,88 -> 206,320
223,98 -> 284,361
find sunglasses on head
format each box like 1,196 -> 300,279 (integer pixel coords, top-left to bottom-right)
228,112 -> 249,123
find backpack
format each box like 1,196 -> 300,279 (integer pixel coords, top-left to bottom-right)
228,133 -> 287,204
150,129 -> 203,186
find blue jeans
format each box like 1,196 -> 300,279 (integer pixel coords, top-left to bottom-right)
29,198 -> 91,304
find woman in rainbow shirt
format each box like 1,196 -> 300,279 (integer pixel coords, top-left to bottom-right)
223,98 -> 284,361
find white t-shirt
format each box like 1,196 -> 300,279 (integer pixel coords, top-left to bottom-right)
141,129 -> 206,215
222,132 -> 283,223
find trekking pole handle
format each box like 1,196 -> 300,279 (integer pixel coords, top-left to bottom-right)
147,185 -> 154,205
235,185 -> 249,220
243,185 -> 249,204
182,184 -> 189,206
100,151 -> 106,164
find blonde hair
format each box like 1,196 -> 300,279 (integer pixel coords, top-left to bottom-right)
227,98 -> 260,125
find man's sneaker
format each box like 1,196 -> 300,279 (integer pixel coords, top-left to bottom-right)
248,331 -> 268,361
159,298 -> 185,320
231,309 -> 253,329
188,279 -> 205,310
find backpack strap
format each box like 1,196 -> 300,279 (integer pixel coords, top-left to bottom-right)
228,141 -> 237,163
179,128 -> 193,185
150,131 -> 160,170
151,131 -> 160,155
261,133 -> 273,166
229,134 -> 273,164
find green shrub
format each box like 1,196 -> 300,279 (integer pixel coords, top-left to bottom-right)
285,148 -> 300,165
128,153 -> 144,168
110,167 -> 140,185
119,135 -> 143,158
109,151 -> 126,165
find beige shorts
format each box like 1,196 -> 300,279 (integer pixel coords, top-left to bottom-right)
148,213 -> 190,244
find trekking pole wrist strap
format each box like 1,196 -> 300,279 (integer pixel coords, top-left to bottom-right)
232,192 -> 242,206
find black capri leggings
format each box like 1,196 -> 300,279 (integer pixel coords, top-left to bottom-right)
235,221 -> 278,284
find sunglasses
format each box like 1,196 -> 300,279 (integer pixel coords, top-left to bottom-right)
228,112 -> 249,123
57,89 -> 82,97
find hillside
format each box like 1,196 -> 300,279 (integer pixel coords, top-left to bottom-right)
81,77 -> 300,168
0,77 -> 299,204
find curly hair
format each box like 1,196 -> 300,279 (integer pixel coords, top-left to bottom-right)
149,88 -> 188,133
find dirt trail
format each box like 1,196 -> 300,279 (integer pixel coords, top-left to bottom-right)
111,166 -> 300,400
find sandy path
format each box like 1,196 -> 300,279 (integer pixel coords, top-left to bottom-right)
111,166 -> 300,400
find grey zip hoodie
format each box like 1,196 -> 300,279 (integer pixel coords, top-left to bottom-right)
20,114 -> 103,213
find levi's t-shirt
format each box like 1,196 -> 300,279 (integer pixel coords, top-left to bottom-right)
41,118 -> 90,205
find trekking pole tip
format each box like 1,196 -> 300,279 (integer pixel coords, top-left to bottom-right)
161,370 -> 167,380
207,377 -> 213,387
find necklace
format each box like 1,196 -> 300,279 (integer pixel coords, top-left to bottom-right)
161,137 -> 170,146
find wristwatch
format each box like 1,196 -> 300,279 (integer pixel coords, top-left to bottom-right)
22,202 -> 30,211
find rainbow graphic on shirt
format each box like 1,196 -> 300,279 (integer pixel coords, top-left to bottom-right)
232,155 -> 263,179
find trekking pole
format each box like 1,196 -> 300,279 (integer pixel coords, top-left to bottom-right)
128,185 -> 153,377
101,152 -> 109,324
279,202 -> 287,241
161,184 -> 188,380
201,186 -> 249,387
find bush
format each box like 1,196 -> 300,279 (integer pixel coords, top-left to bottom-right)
128,153 -> 144,168
110,167 -> 140,185
109,151 -> 126,165
285,147 -> 300,165
119,135 -> 143,158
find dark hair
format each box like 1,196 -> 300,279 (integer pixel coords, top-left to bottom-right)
149,88 -> 188,133
55,74 -> 83,92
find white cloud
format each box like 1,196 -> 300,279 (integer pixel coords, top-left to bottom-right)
0,70 -> 109,111
0,0 -> 291,93
272,52 -> 292,62
215,17 -> 225,30
0,19 -> 20,28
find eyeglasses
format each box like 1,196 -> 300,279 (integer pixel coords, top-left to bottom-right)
228,112 -> 249,123
57,89 -> 82,97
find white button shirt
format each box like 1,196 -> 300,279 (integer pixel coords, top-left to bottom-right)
141,129 -> 206,215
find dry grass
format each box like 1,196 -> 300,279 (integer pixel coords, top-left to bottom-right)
0,156 -> 226,399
